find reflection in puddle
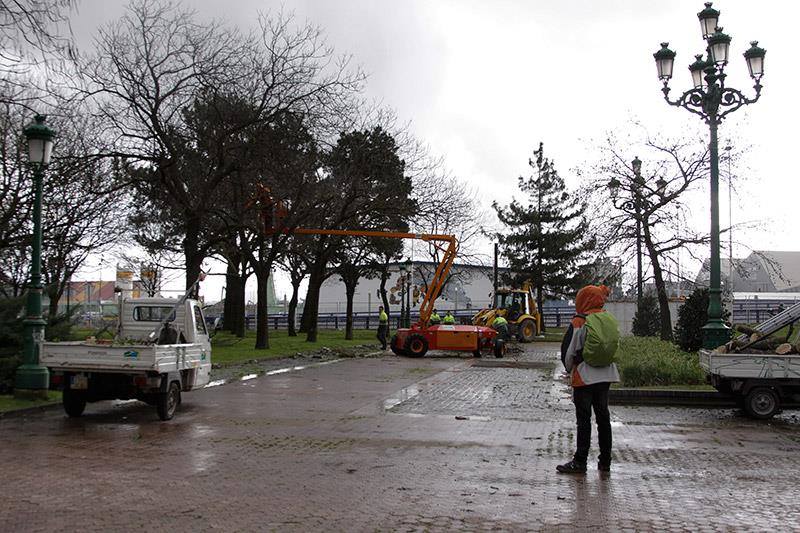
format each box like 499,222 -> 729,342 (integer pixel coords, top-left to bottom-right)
191,449 -> 215,473
383,384 -> 421,411
205,359 -> 346,389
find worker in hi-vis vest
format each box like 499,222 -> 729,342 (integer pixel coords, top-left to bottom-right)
377,305 -> 389,350
442,311 -> 455,325
429,309 -> 441,325
491,315 -> 509,340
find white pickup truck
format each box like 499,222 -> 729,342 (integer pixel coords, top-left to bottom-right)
41,297 -> 212,420
699,349 -> 800,419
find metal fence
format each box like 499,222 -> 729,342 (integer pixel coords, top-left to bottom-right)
224,307 -> 577,331
221,298 -> 792,332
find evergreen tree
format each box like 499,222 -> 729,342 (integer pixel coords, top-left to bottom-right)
493,142 -> 595,330
632,293 -> 661,337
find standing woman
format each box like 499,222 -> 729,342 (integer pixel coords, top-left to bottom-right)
557,285 -> 620,474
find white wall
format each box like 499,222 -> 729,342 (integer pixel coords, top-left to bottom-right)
318,264 -> 496,315
605,300 -> 683,336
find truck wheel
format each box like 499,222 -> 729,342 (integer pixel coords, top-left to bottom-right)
518,319 -> 536,343
62,387 -> 86,418
744,387 -> 780,419
493,338 -> 506,358
404,334 -> 428,358
389,334 -> 406,356
157,381 -> 181,421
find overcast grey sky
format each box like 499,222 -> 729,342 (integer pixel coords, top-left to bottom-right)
68,0 -> 790,301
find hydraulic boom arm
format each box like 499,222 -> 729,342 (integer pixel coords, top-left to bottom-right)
281,227 -> 456,327
252,186 -> 457,327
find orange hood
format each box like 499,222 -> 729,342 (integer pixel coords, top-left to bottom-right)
571,285 -> 611,328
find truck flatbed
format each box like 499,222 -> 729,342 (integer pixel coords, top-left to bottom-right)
40,340 -> 209,377
699,348 -> 800,419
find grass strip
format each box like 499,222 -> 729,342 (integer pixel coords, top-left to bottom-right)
0,391 -> 61,413
211,329 -> 378,365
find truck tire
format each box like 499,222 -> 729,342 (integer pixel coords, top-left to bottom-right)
62,387 -> 86,418
389,334 -> 406,356
744,387 -> 780,419
517,318 -> 536,343
157,381 -> 181,421
493,338 -> 506,358
404,334 -> 428,358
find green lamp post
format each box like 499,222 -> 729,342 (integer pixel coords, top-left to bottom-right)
404,258 -> 412,328
14,114 -> 55,399
653,2 -> 765,349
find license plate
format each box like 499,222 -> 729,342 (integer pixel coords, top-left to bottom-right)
70,374 -> 88,390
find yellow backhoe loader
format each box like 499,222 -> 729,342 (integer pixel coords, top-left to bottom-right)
472,281 -> 542,342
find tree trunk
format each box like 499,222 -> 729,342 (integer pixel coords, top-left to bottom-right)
183,215 -> 204,293
232,267 -> 247,338
223,258 -> 239,333
344,280 -> 356,340
536,285 -> 546,333
288,279 -> 301,337
254,266 -> 270,350
642,223 -> 672,341
379,264 -> 391,314
304,267 -> 325,343
47,282 -> 61,320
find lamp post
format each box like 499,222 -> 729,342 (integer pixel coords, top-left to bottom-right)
608,158 -> 645,312
404,258 -> 412,328
15,115 -> 55,399
399,262 -> 406,329
653,2 -> 764,349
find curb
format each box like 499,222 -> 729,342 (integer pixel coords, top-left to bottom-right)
609,388 -> 736,407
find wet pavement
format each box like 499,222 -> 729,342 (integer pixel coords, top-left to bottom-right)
2,343 -> 800,531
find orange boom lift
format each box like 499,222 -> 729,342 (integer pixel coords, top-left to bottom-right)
255,188 -> 505,358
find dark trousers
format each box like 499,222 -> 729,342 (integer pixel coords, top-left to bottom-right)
572,382 -> 612,465
377,324 -> 388,349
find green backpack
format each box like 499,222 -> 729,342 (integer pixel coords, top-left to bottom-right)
581,311 -> 619,367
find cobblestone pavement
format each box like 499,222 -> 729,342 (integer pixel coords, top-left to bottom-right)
2,344 -> 800,531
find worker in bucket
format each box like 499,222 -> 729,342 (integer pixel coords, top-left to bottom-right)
442,311 -> 455,325
430,309 -> 442,325
377,306 -> 389,350
557,285 -> 620,475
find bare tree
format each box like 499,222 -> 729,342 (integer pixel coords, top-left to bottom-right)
581,130 -> 722,340
412,167 -> 488,299
0,0 -> 78,106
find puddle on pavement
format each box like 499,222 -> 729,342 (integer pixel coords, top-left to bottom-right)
202,358 -> 346,388
383,384 -> 422,410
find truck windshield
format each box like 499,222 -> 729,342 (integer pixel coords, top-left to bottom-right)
133,306 -> 175,322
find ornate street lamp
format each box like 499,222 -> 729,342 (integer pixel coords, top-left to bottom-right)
653,2 -> 764,349
608,158 -> 645,310
15,115 -> 55,399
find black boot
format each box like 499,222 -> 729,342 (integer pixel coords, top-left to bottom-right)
556,460 -> 587,474
598,461 -> 611,472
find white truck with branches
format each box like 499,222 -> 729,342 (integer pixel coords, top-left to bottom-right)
41,289 -> 212,421
700,302 -> 800,419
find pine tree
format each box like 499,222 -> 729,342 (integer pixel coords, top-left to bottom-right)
493,142 -> 595,330
632,293 -> 661,337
